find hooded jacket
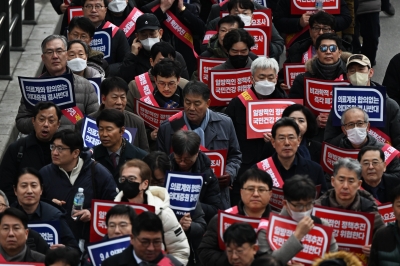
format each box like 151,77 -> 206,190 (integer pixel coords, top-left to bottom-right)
114,186 -> 190,265
313,250 -> 363,266
88,49 -> 109,77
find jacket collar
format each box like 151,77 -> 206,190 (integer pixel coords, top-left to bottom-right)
305,52 -> 352,75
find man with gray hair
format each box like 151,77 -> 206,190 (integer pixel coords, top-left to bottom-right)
339,107 -> 400,178
15,34 -> 99,134
225,57 -> 287,205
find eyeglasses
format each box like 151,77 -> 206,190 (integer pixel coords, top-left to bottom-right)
83,4 -> 105,10
69,32 -> 90,41
136,237 -> 163,248
43,49 -> 66,56
288,201 -> 314,211
226,246 -> 251,256
342,121 -> 367,130
118,176 -> 139,184
174,154 -> 197,164
311,27 -> 332,33
275,136 -> 298,143
108,222 -> 131,230
36,117 -> 57,125
241,187 -> 271,194
156,81 -> 178,89
361,161 -> 384,167
50,144 -> 70,153
319,45 -> 338,53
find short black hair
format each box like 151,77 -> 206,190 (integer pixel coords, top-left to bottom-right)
227,0 -> 255,13
251,256 -> 283,266
151,58 -> 181,79
223,28 -> 255,52
281,104 -> 317,139
390,184 -> 400,204
183,80 -> 210,102
0,208 -> 28,229
357,146 -> 385,162
171,130 -> 200,156
52,129 -> 83,152
283,175 -> 316,202
132,211 -> 164,236
223,222 -> 257,246
271,117 -> 300,138
100,76 -> 129,96
106,205 -> 137,226
143,151 -> 171,180
315,33 -> 343,50
45,247 -> 80,266
33,101 -> 62,120
96,108 -> 125,129
82,0 -> 108,7
68,16 -> 95,38
309,11 -> 335,29
150,42 -> 176,61
14,167 -> 43,189
218,15 -> 245,29
67,39 -> 89,55
239,168 -> 272,190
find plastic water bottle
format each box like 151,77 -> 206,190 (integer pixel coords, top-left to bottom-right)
71,188 -> 85,220
315,0 -> 323,10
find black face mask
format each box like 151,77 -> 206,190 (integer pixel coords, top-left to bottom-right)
122,182 -> 141,199
229,55 -> 248,69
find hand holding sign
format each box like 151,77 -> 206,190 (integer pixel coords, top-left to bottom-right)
218,172 -> 231,188
263,132 -> 272,143
60,3 -> 69,13
294,216 -> 314,241
180,213 -> 192,231
299,12 -> 313,27
317,113 -> 329,128
362,244 -> 371,256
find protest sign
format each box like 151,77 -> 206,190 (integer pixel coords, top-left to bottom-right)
203,150 -> 227,177
87,236 -> 131,266
134,98 -> 181,129
270,188 -> 284,211
246,99 -> 303,139
291,0 -> 340,14
221,9 -> 271,27
246,27 -> 270,57
332,86 -> 386,127
283,63 -> 306,89
119,8 -> 143,38
197,57 -> 226,84
68,6 -> 83,23
321,142 -> 359,175
378,203 -> 396,225
87,77 -> 101,104
28,221 -> 60,246
91,28 -> 112,62
256,157 -> 284,188
202,31 -> 218,45
90,200 -> 155,243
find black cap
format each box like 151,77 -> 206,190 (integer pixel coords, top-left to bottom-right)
135,13 -> 160,32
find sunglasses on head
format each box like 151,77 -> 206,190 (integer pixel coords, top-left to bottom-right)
319,45 -> 338,53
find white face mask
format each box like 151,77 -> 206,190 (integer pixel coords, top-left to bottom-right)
238,14 -> 252,26
348,72 -> 369,86
108,0 -> 127,13
140,37 -> 160,51
67,58 -> 87,72
254,80 -> 276,96
289,209 -> 312,222
346,127 -> 367,145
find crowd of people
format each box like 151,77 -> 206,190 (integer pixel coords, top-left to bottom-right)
1,0 -> 400,265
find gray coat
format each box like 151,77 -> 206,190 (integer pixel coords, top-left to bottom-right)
16,70 -> 99,134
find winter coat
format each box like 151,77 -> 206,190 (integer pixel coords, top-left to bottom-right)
114,186 -> 190,265
40,151 -> 118,242
369,221 -> 400,266
315,189 -> 385,233
185,202 -> 206,265
357,0 -> 381,15
383,53 -> 400,105
83,66 -> 102,79
170,151 -> 224,223
104,0 -> 137,27
361,175 -> 400,204
211,57 -> 253,71
88,49 -> 109,77
206,1 -> 267,24
313,251 -> 363,266
15,69 -> 99,134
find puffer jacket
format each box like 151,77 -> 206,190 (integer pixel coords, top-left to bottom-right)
357,0 -> 381,15
15,68 -> 99,134
313,251 -> 363,266
83,66 -> 102,79
369,221 -> 400,266
114,186 -> 190,265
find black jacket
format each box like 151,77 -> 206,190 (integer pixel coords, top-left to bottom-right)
361,175 -> 400,204
0,133 -> 52,204
369,222 -> 400,266
27,229 -> 50,256
18,245 -> 45,262
383,53 -> 400,105
93,139 -> 148,190
104,0 -> 136,27
186,202 -> 206,265
170,151 -> 223,223
206,1 -> 267,24
198,201 -> 272,266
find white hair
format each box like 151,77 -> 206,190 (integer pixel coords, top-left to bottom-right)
250,57 -> 279,76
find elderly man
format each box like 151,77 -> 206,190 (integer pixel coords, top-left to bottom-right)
324,54 -> 400,150
157,80 -> 242,208
358,146 -> 400,203
15,35 -> 99,134
315,158 -> 385,256
338,107 -> 400,179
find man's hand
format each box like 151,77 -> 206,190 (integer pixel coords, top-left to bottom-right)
299,12 -> 313,28
151,128 -> 158,140
73,209 -> 91,222
316,112 -> 329,128
177,0 -> 184,11
131,38 -> 142,55
280,83 -> 289,91
160,0 -> 174,12
52,198 -> 66,206
263,132 -> 272,143
179,213 -> 192,231
362,244 -> 371,257
293,216 -> 314,241
50,244 -> 66,249
60,3 -> 69,13
218,173 -> 231,188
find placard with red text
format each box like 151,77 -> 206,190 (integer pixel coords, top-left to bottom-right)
270,188 -> 284,211
321,142 -> 359,175
221,9 -> 272,27
291,0 -> 340,14
197,57 -> 226,84
284,63 -> 306,89
378,203 -> 396,225
246,27 -> 271,57
203,149 -> 227,177
68,6 -> 83,23
90,200 -> 155,243
119,8 -> 143,38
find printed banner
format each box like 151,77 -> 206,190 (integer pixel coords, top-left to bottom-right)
246,99 -> 304,139
18,74 -> 76,109
165,171 -> 203,219
321,142 -> 359,175
220,9 -> 272,27
103,22 -> 119,38
378,203 -> 396,225
134,98 -> 181,129
253,0 -> 267,7
209,68 -> 252,106
197,57 -> 226,84
64,0 -> 71,4
202,31 -> 217,45
90,27 -> 112,62
304,78 -> 350,115
256,157 -> 284,188
81,116 -> 137,148
368,128 -> 391,145
87,236 -> 131,266
28,221 -> 60,246
291,0 -> 340,14
217,211 -> 262,250
283,63 -> 306,89
87,77 -> 101,104
203,149 -> 227,177
68,6 -> 83,23
268,213 -> 333,265
119,8 -> 143,38
246,27 -> 270,57
270,187 -> 284,211
90,200 -> 155,243
332,86 -> 386,127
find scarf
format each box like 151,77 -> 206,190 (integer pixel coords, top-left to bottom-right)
183,109 -> 210,147
315,58 -> 341,80
154,87 -> 183,109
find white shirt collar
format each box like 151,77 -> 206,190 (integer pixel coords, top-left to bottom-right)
133,249 -> 143,264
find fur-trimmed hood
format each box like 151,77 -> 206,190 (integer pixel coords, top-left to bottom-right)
305,52 -> 352,75
312,251 -> 363,266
